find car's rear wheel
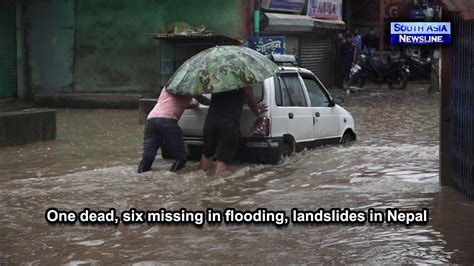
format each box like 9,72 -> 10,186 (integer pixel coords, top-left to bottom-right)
278,139 -> 295,163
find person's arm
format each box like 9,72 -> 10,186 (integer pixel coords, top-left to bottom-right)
374,36 -> 380,51
243,86 -> 268,115
186,95 -> 210,109
352,44 -> 357,63
194,95 -> 210,106
186,98 -> 199,109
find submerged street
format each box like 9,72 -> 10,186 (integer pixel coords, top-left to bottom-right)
1,85 -> 473,264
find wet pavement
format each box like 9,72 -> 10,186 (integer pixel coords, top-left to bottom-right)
1,85 -> 473,264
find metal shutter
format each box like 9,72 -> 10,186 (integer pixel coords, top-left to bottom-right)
0,0 -> 17,97
300,34 -> 333,89
451,13 -> 474,199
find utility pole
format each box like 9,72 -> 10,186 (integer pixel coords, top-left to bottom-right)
254,0 -> 260,40
250,0 -> 260,50
379,0 -> 384,60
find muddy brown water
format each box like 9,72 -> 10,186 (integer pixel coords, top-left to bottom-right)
1,85 -> 473,264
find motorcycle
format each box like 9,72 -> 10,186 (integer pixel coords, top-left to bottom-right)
401,53 -> 431,81
349,54 -> 411,90
400,46 -> 432,81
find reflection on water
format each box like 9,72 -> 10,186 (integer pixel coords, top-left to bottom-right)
0,109 -> 143,180
0,86 -> 473,264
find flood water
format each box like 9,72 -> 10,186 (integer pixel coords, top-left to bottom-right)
1,85 -> 473,264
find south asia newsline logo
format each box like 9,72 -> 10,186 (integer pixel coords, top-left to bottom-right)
390,22 -> 451,44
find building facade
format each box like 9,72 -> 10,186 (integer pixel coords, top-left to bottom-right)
1,0 -> 251,102
1,0 -> 347,103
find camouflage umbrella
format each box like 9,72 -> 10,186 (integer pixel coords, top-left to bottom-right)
166,45 -> 278,95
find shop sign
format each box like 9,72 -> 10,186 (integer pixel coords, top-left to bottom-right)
245,36 -> 286,55
261,0 -> 305,13
306,0 -> 342,20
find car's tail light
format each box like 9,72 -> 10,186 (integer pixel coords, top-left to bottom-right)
251,117 -> 271,138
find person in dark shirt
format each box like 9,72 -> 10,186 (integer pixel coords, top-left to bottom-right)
199,86 -> 267,176
362,27 -> 379,54
341,33 -> 357,88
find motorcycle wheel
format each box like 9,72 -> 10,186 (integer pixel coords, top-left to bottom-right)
388,71 -> 408,90
350,76 -> 365,88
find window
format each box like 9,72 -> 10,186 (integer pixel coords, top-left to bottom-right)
250,82 -> 263,102
275,76 -> 283,106
302,76 -> 330,107
278,74 -> 307,107
276,76 -> 292,106
243,83 -> 264,104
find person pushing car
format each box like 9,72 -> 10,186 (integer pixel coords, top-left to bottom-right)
138,87 -> 209,173
199,86 -> 267,176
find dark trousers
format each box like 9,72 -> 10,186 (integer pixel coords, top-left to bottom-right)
202,116 -> 240,164
137,117 -> 186,173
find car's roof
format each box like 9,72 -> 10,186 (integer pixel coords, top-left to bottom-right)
278,66 -> 314,75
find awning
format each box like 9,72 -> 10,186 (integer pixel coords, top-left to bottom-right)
142,33 -> 239,44
263,12 -> 345,33
440,0 -> 474,11
440,0 -> 474,19
313,18 -> 346,30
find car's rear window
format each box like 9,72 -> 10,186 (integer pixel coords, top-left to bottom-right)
202,83 -> 263,102
250,82 -> 263,102
277,73 -> 307,107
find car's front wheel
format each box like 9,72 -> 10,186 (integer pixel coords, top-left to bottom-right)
341,132 -> 356,144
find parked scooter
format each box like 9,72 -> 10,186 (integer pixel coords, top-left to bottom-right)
349,54 -> 410,90
400,53 -> 431,81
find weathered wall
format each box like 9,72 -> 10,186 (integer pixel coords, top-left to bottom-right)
74,0 -> 247,94
24,0 -> 75,95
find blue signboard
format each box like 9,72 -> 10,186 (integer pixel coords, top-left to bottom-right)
390,22 -> 451,44
245,36 -> 286,55
269,0 -> 305,11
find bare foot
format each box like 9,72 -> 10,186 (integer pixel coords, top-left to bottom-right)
199,155 -> 212,171
215,161 -> 229,176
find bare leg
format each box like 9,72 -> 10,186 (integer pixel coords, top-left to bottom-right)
215,161 -> 229,176
199,155 -> 212,171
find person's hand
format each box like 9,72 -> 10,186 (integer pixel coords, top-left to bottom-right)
186,99 -> 199,109
257,103 -> 268,115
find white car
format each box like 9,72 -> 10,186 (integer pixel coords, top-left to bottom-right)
162,66 -> 356,164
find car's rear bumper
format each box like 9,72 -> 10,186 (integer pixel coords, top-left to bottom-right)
182,136 -> 284,164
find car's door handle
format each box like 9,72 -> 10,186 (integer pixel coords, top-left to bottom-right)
288,112 -> 294,119
315,112 -> 320,117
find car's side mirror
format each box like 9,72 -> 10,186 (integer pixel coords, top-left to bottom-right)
333,94 -> 345,105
